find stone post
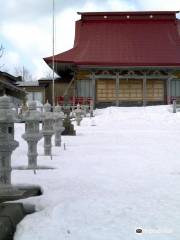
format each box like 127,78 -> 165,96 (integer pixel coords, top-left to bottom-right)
22,101 -> 42,168
173,99 -> 177,113
0,95 -> 19,185
90,99 -> 94,117
54,104 -> 65,146
42,102 -> 54,156
75,104 -> 82,126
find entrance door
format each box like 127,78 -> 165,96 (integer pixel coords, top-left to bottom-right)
96,79 -> 143,102
96,79 -> 164,103
119,79 -> 143,101
96,79 -> 116,102
147,80 -> 164,101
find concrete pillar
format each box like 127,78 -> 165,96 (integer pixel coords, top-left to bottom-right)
44,136 -> 51,155
0,153 -> 12,185
27,141 -> 38,166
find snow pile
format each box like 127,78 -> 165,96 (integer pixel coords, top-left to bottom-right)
13,106 -> 180,240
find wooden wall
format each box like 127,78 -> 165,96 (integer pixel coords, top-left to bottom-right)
96,79 -> 164,102
96,79 -> 116,101
76,71 -> 90,80
46,82 -> 74,104
147,80 -> 164,101
171,79 -> 180,97
119,79 -> 142,101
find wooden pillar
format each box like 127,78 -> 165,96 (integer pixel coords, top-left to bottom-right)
43,87 -> 46,104
91,72 -> 96,108
115,72 -> 120,106
73,72 -> 76,97
166,78 -> 171,104
143,75 -> 147,106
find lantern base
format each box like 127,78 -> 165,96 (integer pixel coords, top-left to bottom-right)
0,184 -> 42,203
12,165 -> 55,170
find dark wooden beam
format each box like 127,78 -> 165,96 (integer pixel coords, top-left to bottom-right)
115,72 -> 120,106
91,72 -> 96,108
166,77 -> 172,104
90,74 -> 171,79
143,75 -> 147,106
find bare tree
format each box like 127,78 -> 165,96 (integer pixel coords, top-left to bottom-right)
0,44 -> 5,69
45,69 -> 53,79
45,69 -> 59,79
14,66 -> 32,81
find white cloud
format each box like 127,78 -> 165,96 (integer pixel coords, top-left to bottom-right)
0,1 -> 101,78
137,0 -> 180,11
107,0 -> 137,11
1,17 -> 53,77
32,58 -> 51,79
79,1 -> 101,12
1,20 -> 52,56
54,8 -> 80,54
1,50 -> 20,73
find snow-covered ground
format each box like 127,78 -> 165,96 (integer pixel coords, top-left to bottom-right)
12,106 -> 180,240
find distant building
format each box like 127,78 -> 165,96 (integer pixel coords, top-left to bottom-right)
0,71 -> 26,106
17,77 -> 73,105
44,11 -> 180,107
17,80 -> 45,103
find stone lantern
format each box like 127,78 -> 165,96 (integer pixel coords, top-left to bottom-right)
75,104 -> 82,126
0,95 -> 19,185
0,96 -> 42,202
22,101 -> 42,168
62,100 -> 76,136
81,105 -> 88,117
42,101 -> 54,156
54,104 -> 65,146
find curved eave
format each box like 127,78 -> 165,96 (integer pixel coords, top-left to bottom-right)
44,58 -> 180,67
44,60 -> 75,76
76,62 -> 180,67
43,47 -> 77,75
44,57 -> 180,74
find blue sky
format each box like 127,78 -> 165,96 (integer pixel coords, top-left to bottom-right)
0,0 -> 180,79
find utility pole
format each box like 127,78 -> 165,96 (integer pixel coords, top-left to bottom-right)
52,0 -> 55,111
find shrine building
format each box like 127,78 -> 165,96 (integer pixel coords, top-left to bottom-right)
44,11 -> 180,107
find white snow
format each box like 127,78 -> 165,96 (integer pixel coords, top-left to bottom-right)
12,106 -> 180,240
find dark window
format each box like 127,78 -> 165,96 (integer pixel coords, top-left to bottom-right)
8,127 -> 13,134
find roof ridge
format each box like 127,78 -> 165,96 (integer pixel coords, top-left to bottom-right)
78,11 -> 180,15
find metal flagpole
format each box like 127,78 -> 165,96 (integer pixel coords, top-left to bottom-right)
52,0 -> 55,111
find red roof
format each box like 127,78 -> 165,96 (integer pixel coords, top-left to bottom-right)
44,11 -> 180,68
